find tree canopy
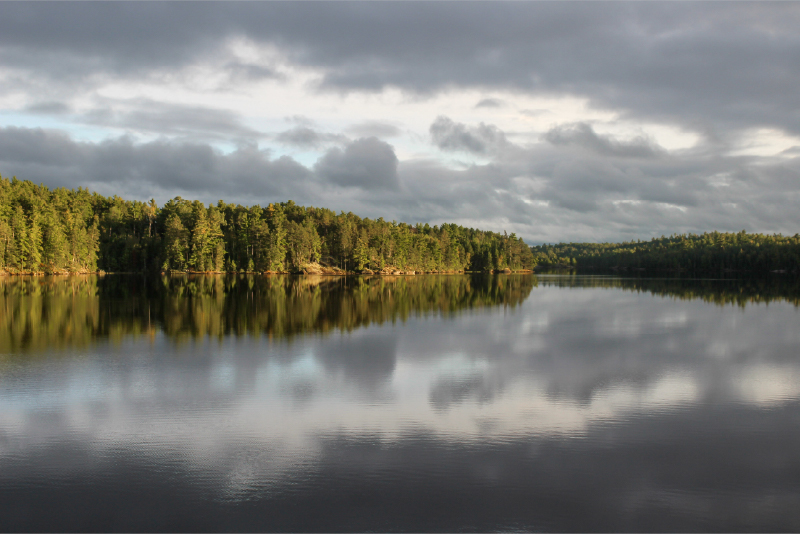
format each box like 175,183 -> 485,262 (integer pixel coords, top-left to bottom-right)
0,176 -> 534,274
531,232 -> 800,274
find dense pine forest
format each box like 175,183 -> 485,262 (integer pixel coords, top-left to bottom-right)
0,176 -> 534,275
4,176 -> 798,276
532,232 -> 800,274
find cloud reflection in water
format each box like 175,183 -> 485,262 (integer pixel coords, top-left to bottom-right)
1,274 -> 799,530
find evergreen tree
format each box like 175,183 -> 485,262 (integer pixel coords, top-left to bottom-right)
163,213 -> 188,270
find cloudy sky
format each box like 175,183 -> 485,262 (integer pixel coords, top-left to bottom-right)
1,2 -> 799,243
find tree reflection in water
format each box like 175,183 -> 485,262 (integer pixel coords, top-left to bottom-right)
1,272 -> 798,355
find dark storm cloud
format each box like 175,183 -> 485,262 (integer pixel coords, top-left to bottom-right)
430,116 -> 509,155
3,3 -> 799,136
286,2 -> 800,137
315,137 -> 399,191
275,126 -> 348,149
0,126 -> 311,203
0,2 -> 227,78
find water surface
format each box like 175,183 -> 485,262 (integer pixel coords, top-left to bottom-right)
1,274 -> 799,531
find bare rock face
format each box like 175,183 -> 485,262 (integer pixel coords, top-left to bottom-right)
361,268 -> 374,275
299,262 -> 346,275
302,263 -> 323,275
502,267 -> 512,274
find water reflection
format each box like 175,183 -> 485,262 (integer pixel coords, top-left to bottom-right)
3,273 -> 799,355
0,274 -> 534,354
1,274 -> 800,531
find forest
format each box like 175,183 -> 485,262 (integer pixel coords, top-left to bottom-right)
0,176 -> 535,275
3,175 -> 798,276
532,232 -> 800,274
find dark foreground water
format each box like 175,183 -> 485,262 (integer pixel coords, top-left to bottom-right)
1,273 -> 800,532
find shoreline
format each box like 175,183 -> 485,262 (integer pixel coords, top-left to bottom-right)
0,269 -> 536,277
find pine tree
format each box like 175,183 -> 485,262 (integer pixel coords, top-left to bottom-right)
163,213 -> 188,270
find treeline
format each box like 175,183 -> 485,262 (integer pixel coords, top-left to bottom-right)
531,232 -> 800,274
0,273 -> 536,353
0,176 -> 534,275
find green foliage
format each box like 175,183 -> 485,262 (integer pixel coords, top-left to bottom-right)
163,213 -> 188,270
0,178 -> 100,273
0,175 -> 534,274
6,175 -> 799,277
531,231 -> 800,274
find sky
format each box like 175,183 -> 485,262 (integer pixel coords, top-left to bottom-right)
1,2 -> 799,244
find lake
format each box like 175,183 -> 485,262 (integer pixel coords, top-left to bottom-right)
1,273 -> 799,532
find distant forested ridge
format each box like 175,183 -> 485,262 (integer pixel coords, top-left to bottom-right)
0,176 -> 534,274
532,232 -> 800,274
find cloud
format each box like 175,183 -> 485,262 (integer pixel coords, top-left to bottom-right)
544,123 -> 665,159
0,3 -> 227,79
520,109 -> 550,118
275,126 -> 348,149
3,2 -> 798,138
24,101 -> 71,115
475,98 -> 505,109
81,99 -> 264,141
2,2 -> 800,244
315,137 -> 399,191
284,115 -> 315,126
3,123 -> 800,245
223,61 -> 283,83
345,121 -> 401,139
0,126 -> 312,204
429,116 -> 509,155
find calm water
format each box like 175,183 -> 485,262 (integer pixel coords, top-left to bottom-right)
1,274 -> 800,532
